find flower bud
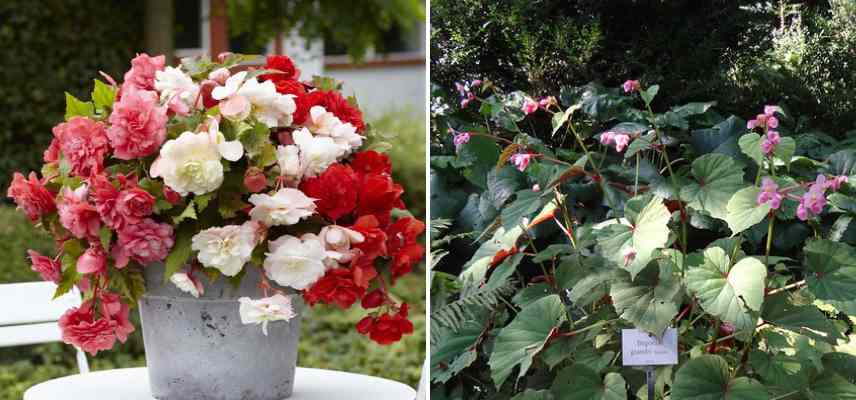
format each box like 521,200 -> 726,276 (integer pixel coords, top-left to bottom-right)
361,289 -> 385,309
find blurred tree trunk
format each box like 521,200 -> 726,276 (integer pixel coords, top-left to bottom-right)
144,0 -> 174,60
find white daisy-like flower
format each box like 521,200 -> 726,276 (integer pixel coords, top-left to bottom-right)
263,234 -> 327,290
238,294 -> 296,335
248,188 -> 316,227
190,222 -> 259,276
150,131 -> 224,196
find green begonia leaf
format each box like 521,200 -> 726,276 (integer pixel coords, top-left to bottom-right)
489,295 -> 567,388
596,194 -> 671,279
671,355 -> 768,399
611,260 -> 682,336
681,153 -> 744,220
804,239 -> 856,314
551,364 -> 627,400
725,186 -> 771,236
686,247 -> 766,331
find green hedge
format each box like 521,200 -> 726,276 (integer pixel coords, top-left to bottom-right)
0,0 -> 143,195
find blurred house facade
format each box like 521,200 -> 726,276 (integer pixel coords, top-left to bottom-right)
172,0 -> 425,118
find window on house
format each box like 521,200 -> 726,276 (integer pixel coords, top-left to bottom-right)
323,22 -> 424,57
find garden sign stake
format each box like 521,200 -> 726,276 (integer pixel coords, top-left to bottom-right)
621,329 -> 679,399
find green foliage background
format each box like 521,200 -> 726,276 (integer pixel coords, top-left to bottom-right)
431,0 -> 856,136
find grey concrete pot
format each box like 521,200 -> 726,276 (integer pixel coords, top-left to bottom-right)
139,264 -> 301,400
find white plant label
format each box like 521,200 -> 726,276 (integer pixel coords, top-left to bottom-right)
621,328 -> 678,366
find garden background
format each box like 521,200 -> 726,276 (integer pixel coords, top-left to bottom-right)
0,1 -> 426,399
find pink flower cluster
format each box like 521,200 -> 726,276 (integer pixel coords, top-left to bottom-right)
7,172 -> 55,222
50,117 -> 111,177
600,131 -> 631,152
522,96 -> 557,115
758,174 -> 849,220
58,292 -> 134,355
760,130 -> 780,155
107,88 -> 168,160
449,128 -> 471,151
747,105 -> 780,130
797,175 -> 828,221
623,80 -> 641,93
757,177 -> 783,210
510,153 -> 533,172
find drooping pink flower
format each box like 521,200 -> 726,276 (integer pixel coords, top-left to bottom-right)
28,250 -> 61,283
113,218 -> 174,268
58,305 -> 117,355
613,134 -> 631,152
826,175 -> 849,191
600,132 -> 616,146
471,79 -> 482,87
208,67 -> 231,85
98,291 -> 135,342
757,177 -> 783,209
522,99 -> 539,115
623,80 -> 641,93
77,244 -> 107,275
797,175 -> 828,220
510,153 -> 532,172
7,172 -> 56,222
51,117 -> 110,177
58,185 -> 101,239
121,53 -> 165,93
107,89 -> 168,160
760,130 -> 781,155
452,131 -> 471,150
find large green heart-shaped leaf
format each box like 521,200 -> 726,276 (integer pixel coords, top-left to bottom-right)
762,292 -> 843,344
610,260 -> 682,336
596,194 -> 671,279
725,186 -> 771,236
686,247 -> 766,331
749,350 -> 810,393
431,318 -> 486,383
681,153 -> 745,220
804,239 -> 856,314
489,295 -> 568,388
804,370 -> 856,400
551,364 -> 627,400
671,355 -> 768,400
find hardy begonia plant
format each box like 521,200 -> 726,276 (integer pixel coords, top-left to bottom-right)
7,53 -> 424,355
430,78 -> 856,399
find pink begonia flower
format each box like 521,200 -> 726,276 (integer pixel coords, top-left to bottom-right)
107,89 -> 168,160
208,67 -> 231,85
766,115 -> 779,129
757,177 -> 783,209
797,175 -> 828,221
58,185 -> 101,239
7,172 -> 56,222
77,245 -> 107,275
28,250 -> 61,283
600,132 -> 616,146
622,247 -> 637,267
121,53 -> 165,93
471,79 -> 482,87
760,130 -> 781,155
115,186 -> 156,225
453,131 -> 471,150
52,117 -> 111,177
623,80 -> 641,93
98,291 -> 135,342
510,153 -> 532,172
532,184 -> 541,192
826,175 -> 849,191
58,305 -> 118,356
613,134 -> 631,152
764,105 -> 778,116
455,82 -> 467,96
220,94 -> 252,121
748,105 -> 780,130
43,138 -> 60,163
522,99 -> 539,115
112,218 -> 174,268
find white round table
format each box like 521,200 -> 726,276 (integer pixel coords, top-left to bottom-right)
24,367 -> 416,400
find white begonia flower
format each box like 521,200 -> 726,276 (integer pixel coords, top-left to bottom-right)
248,188 -> 316,226
205,117 -> 244,161
236,78 -> 297,128
238,294 -> 296,335
292,128 -> 344,178
276,145 -> 301,178
318,225 -> 365,266
212,71 -> 247,100
170,272 -> 203,298
190,222 -> 259,276
263,234 -> 327,290
150,131 -> 224,196
307,106 -> 363,154
155,66 -> 200,107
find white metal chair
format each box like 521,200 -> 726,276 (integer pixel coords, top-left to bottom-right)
415,358 -> 428,400
0,282 -> 89,373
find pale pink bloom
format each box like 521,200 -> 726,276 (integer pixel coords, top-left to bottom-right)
471,79 -> 483,87
220,94 -> 252,121
757,177 -> 783,209
623,80 -> 641,93
113,218 -> 174,268
622,247 -> 637,267
7,172 -> 56,222
208,67 -> 231,85
238,294 -> 297,335
760,130 -> 781,155
453,131 -> 470,150
767,116 -> 779,129
107,89 -> 168,160
52,117 -> 110,177
797,175 -> 828,221
121,53 -> 165,93
613,134 -> 631,152
454,82 -> 467,96
600,132 -> 616,146
522,99 -> 539,115
532,184 -> 541,192
826,175 -> 849,191
28,250 -> 61,283
77,245 -> 107,275
763,105 -> 778,116
217,52 -> 234,63
58,185 -> 101,239
510,153 -> 532,172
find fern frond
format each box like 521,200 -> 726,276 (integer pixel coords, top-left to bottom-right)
430,280 -> 517,340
